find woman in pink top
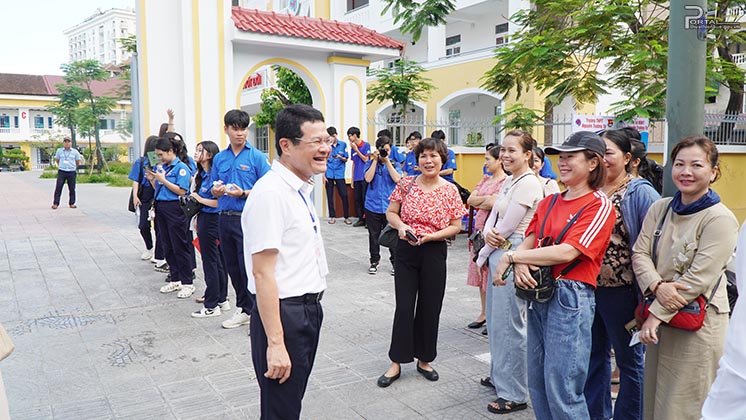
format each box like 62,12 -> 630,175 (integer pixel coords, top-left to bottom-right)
376,137 -> 467,388
466,145 -> 506,330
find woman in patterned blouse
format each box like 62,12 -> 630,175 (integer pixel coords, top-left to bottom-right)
376,137 -> 467,388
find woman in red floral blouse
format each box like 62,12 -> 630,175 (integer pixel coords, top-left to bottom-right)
376,137 -> 467,388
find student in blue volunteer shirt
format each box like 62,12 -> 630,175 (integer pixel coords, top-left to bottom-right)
190,140 -> 230,318
210,109 -> 271,330
52,137 -> 84,209
402,131 -> 422,176
323,126 -> 351,224
349,126 -> 370,227
377,128 -> 405,167
431,130 -> 457,183
146,137 -> 195,298
364,136 -> 402,275
129,135 -> 159,260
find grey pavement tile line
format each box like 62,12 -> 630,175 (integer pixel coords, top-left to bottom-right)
0,171 -> 536,420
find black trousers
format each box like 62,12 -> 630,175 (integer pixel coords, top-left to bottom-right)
197,212 -> 228,309
250,297 -> 323,420
353,180 -> 367,220
365,210 -> 396,265
325,178 -> 349,218
154,200 -> 192,284
389,240 -> 447,364
53,170 -> 77,205
137,198 -> 154,250
218,214 -> 254,315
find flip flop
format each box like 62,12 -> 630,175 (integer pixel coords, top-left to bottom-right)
487,398 -> 527,414
328,218 -> 336,224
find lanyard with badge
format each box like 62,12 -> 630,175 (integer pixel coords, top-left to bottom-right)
297,190 -> 329,277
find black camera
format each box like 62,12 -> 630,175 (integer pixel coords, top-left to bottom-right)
378,147 -> 388,158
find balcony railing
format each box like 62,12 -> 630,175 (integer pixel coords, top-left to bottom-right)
0,128 -> 20,134
732,53 -> 746,65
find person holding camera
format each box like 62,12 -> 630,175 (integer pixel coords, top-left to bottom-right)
323,126 -> 351,224
492,131 -> 615,419
364,136 -> 402,275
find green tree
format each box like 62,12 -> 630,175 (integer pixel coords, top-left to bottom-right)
386,0 -> 746,139
61,60 -> 116,173
46,84 -> 87,147
367,59 -> 435,114
253,66 -> 312,129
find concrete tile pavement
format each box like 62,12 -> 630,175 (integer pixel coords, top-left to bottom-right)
0,171 -> 536,419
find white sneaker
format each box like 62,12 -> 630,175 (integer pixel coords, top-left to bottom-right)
140,249 -> 154,260
177,284 -> 196,299
221,309 -> 250,329
151,257 -> 163,264
192,306 -> 221,318
160,281 -> 182,293
218,300 -> 231,311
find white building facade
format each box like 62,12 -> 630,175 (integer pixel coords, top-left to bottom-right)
64,8 -> 137,66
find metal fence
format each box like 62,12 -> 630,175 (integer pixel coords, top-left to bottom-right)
368,113 -> 746,148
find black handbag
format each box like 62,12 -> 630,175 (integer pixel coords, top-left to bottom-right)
179,194 -> 203,219
453,181 -> 471,204
379,177 -> 416,248
515,193 -> 590,303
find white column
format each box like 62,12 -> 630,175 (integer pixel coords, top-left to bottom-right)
426,25 -> 446,63
507,0 -> 530,37
18,109 -> 30,139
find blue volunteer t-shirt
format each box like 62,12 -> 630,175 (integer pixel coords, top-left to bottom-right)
364,159 -> 401,214
325,140 -> 348,179
440,148 -> 457,183
155,157 -> 191,201
196,170 -> 219,214
403,151 -> 420,176
128,157 -> 149,185
351,141 -> 371,182
210,143 -> 271,212
55,148 -> 82,172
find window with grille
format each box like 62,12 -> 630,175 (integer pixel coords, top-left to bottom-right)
255,125 -> 269,154
496,23 -> 509,45
446,35 -> 461,57
347,0 -> 369,11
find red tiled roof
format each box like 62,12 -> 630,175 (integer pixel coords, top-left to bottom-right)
44,75 -> 126,98
231,7 -> 405,51
0,74 -> 51,96
0,73 -> 127,98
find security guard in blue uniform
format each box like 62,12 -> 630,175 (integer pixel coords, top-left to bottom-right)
211,109 -> 271,330
146,137 -> 195,297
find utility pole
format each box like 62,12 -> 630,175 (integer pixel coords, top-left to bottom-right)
664,2 -> 707,197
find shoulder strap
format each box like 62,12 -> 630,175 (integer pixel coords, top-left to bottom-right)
138,158 -> 144,184
539,193 -> 561,239
651,201 -> 672,267
552,195 -> 595,278
398,176 -> 416,218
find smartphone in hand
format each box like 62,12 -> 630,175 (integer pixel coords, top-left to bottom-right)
405,230 -> 418,242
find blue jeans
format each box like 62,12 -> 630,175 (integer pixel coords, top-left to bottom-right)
486,233 -> 527,403
528,280 -> 595,420
584,285 -> 644,420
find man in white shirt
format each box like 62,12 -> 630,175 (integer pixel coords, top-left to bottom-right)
52,137 -> 84,209
242,104 -> 330,419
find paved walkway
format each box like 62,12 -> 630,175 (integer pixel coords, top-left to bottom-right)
0,171 -> 536,420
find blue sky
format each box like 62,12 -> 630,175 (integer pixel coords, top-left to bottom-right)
0,0 -> 134,75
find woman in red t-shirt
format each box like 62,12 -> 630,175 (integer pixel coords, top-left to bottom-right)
493,131 -> 615,419
375,137 -> 466,388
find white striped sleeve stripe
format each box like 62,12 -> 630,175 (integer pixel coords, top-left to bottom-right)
578,192 -> 613,248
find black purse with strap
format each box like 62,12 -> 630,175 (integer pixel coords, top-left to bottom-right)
515,193 -> 590,303
379,177 -> 416,248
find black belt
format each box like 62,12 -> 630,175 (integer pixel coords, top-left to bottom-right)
220,210 -> 242,216
282,291 -> 324,304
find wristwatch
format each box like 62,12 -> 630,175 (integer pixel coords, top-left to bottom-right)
506,250 -> 515,264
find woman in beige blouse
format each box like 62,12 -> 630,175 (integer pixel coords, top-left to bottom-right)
632,136 -> 738,420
